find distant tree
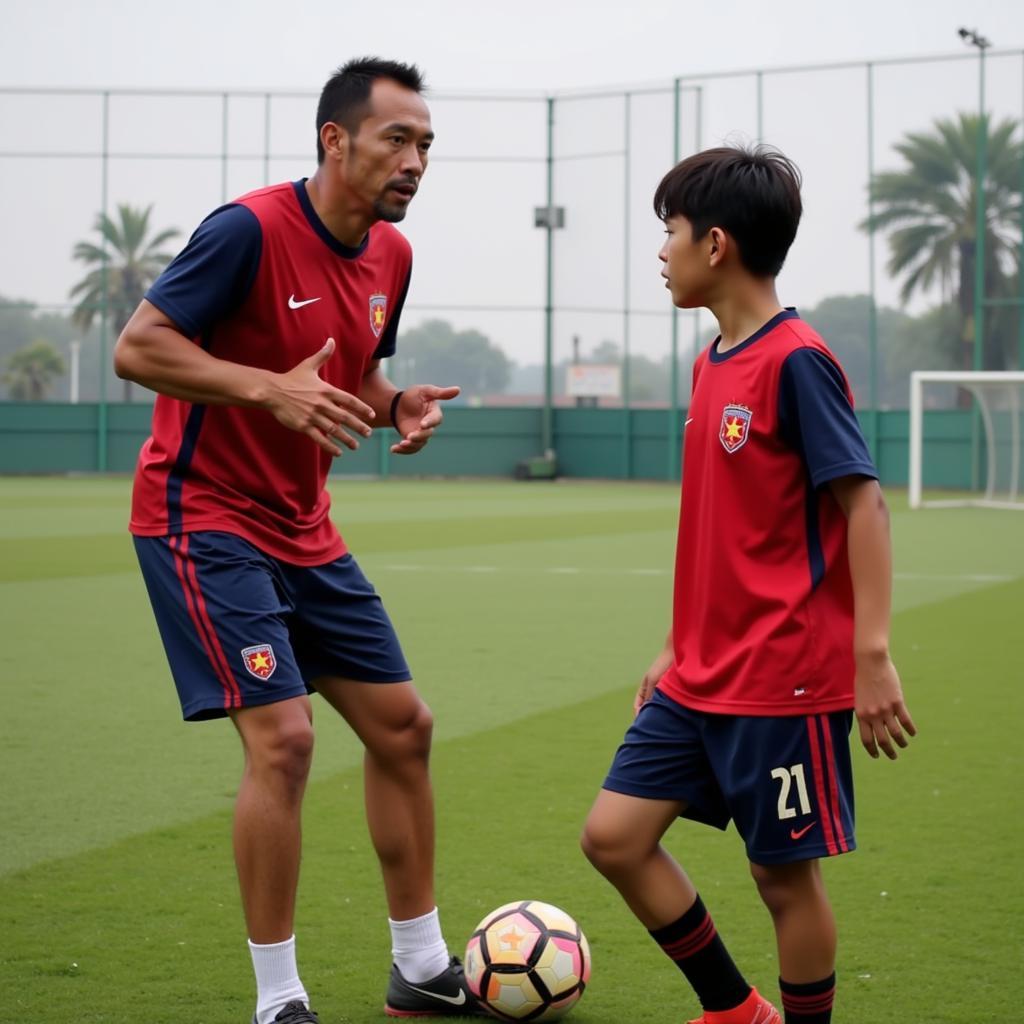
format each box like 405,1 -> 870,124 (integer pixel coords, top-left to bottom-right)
69,204 -> 180,401
862,112 -> 1022,377
394,319 -> 511,397
2,339 -> 66,400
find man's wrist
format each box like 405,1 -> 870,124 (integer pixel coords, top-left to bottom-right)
389,389 -> 405,431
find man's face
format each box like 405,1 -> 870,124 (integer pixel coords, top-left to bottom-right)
341,78 -> 434,223
658,214 -> 715,308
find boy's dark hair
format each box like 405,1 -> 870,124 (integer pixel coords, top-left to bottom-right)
316,57 -> 426,163
653,146 -> 803,277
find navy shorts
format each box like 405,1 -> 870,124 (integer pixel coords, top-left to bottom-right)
133,531 -> 410,721
603,689 -> 856,864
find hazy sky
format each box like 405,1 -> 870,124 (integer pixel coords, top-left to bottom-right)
2,0 -> 1023,371
2,0 -> 1021,94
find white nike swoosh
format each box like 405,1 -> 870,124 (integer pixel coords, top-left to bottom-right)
405,986 -> 466,1006
288,295 -> 321,309
684,418 -> 694,426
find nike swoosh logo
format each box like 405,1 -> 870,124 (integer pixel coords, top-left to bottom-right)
684,418 -> 694,426
288,295 -> 321,309
790,821 -> 816,840
405,986 -> 466,1007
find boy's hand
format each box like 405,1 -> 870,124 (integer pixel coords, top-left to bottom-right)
854,651 -> 917,759
634,645 -> 674,717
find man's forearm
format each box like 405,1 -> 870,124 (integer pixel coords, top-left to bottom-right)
115,318 -> 273,408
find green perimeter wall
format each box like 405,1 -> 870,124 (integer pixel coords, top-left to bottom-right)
0,403 -> 977,487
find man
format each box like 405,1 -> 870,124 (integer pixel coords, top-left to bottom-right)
581,146 -> 916,1024
115,57 -> 480,1023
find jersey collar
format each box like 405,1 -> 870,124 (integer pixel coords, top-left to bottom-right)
708,308 -> 800,363
292,179 -> 370,260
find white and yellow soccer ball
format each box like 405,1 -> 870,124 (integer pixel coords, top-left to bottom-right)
465,900 -> 591,1021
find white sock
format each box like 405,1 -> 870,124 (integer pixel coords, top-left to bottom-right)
389,907 -> 450,983
248,935 -> 309,1024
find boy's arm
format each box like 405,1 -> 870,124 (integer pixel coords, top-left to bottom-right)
829,475 -> 917,759
635,629 -> 674,716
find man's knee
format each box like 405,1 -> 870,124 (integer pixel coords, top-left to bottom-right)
245,714 -> 315,787
369,698 -> 434,763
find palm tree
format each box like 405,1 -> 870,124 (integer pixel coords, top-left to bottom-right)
862,112 -> 1022,376
69,204 -> 180,401
2,339 -> 66,401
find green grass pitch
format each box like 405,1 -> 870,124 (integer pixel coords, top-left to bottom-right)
1,477 -> 1022,1023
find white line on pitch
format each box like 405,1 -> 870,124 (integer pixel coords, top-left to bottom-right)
894,572 -> 1013,583
377,565 -> 1016,584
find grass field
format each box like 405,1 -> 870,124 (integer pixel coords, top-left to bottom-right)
1,476 -> 1022,1023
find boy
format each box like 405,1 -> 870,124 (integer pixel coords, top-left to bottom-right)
581,146 -> 916,1024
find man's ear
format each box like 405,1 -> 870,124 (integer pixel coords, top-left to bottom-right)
320,121 -> 349,161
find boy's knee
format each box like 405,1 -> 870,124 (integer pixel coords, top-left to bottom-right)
749,860 -> 819,917
580,817 -> 635,876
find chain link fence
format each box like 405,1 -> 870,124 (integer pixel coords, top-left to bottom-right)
2,48 -> 1022,450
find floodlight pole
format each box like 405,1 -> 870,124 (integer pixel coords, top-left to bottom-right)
668,77 -> 682,482
98,91 -> 110,473
960,27 -> 990,373
543,96 -> 556,456
1019,52 -> 1024,370
960,27 -> 991,491
866,62 -> 880,463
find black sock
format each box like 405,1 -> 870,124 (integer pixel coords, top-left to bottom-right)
779,973 -> 835,1023
648,895 -> 751,1012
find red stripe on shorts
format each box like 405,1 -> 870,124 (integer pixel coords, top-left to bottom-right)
817,714 -> 849,852
170,535 -> 241,710
805,716 -> 838,856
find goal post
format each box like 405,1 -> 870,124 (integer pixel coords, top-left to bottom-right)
909,371 -> 1024,510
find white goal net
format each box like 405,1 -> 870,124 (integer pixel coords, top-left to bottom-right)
909,371 -> 1024,510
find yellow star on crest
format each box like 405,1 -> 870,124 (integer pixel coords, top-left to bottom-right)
724,417 -> 744,440
374,307 -> 385,326
251,651 -> 270,670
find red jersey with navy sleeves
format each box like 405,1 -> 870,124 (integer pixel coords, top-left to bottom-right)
129,180 -> 412,565
657,310 -> 878,716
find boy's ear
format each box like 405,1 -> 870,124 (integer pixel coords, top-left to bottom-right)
708,226 -> 727,265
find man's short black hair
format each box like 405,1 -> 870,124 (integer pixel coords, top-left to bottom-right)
653,146 -> 803,277
316,57 -> 426,163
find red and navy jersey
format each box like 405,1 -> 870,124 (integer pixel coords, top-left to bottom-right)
658,310 -> 877,716
129,180 -> 412,565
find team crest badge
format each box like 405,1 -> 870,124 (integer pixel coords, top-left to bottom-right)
719,404 -> 753,453
241,644 -> 277,680
369,293 -> 388,338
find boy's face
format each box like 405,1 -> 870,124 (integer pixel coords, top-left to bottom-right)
658,214 -> 717,308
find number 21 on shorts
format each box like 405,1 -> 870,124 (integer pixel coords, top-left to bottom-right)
771,764 -> 811,820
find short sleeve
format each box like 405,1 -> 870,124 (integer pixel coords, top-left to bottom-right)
145,204 -> 262,338
372,264 -> 412,360
778,348 -> 877,489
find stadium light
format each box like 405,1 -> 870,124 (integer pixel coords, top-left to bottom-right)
957,27 -> 991,50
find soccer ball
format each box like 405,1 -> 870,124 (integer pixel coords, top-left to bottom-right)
465,900 -> 591,1021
